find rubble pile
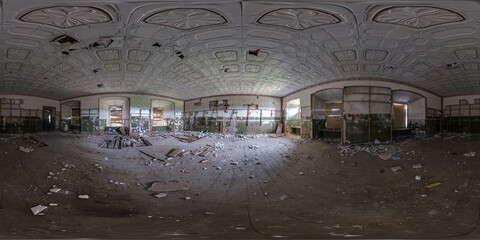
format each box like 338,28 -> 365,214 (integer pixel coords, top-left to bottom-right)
338,143 -> 401,160
99,136 -> 152,149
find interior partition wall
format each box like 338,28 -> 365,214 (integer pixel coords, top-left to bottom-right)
342,86 -> 392,144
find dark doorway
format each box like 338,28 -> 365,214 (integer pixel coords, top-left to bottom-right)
43,107 -> 55,131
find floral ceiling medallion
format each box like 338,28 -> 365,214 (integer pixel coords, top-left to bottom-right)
257,8 -> 340,30
373,6 -> 464,29
20,6 -> 113,28
144,8 -> 227,30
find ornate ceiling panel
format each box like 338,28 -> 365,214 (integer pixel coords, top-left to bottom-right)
372,6 -> 464,29
1,0 -> 480,100
20,6 -> 113,28
257,8 -> 340,30
144,8 -> 227,30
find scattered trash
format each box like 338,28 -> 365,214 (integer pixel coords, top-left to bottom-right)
415,175 -> 422,181
204,212 -> 215,215
464,152 -> 476,157
49,203 -> 58,207
19,146 -> 34,153
49,188 -> 61,193
147,180 -> 189,192
424,182 -> 442,189
78,195 -> 89,199
391,166 -> 402,172
279,195 -> 287,201
30,205 -> 48,215
412,163 -> 423,169
154,193 -> 168,198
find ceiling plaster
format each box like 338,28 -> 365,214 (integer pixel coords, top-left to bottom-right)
1,0 -> 480,100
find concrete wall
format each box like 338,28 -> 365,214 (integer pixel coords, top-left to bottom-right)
444,95 -> 480,106
408,98 -> 426,128
185,95 -> 281,134
0,95 -> 60,110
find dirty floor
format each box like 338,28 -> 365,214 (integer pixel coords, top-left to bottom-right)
0,132 -> 479,239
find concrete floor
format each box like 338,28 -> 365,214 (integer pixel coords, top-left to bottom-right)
0,132 -> 479,239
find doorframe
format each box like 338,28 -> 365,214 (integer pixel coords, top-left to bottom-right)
42,106 -> 56,131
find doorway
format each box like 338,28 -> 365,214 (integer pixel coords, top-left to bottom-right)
393,103 -> 407,129
42,107 -> 56,131
286,99 -> 301,135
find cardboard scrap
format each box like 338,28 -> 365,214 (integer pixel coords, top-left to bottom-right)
148,180 -> 189,192
424,182 -> 442,189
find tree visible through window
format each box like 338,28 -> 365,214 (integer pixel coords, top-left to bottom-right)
109,106 -> 123,127
153,108 -> 166,126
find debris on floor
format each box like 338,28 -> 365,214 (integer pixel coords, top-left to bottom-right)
31,205 -> 48,215
175,134 -> 201,143
154,193 -> 168,198
78,195 -> 90,199
412,163 -> 423,169
464,151 -> 476,157
24,136 -> 48,147
424,182 -> 442,189
147,180 -> 189,192
166,148 -> 184,157
99,136 -> 152,149
391,166 -> 402,172
19,146 -> 34,153
338,144 -> 400,160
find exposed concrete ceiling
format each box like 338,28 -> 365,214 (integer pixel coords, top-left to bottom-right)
1,0 -> 480,100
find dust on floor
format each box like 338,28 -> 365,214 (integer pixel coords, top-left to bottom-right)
0,132 -> 479,239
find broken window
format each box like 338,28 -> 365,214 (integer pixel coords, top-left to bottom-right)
109,106 -> 123,127
152,108 -> 166,126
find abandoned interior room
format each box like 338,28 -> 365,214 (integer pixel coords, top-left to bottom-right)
1,0 -> 480,239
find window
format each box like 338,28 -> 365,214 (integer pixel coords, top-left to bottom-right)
153,108 -> 166,126
109,106 -> 123,127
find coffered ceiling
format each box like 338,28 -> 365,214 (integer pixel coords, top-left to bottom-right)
1,0 -> 480,100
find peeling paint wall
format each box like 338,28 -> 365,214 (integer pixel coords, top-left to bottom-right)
185,96 -> 281,134
407,98 -> 426,129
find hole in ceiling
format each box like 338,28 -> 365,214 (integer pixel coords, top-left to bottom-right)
248,49 -> 260,56
51,34 -> 78,44
97,83 -> 104,88
61,51 -> 69,55
446,62 -> 458,68
175,51 -> 185,59
152,43 -> 162,48
93,69 -> 101,73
